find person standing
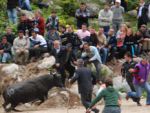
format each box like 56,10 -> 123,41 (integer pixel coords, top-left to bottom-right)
137,0 -> 149,29
111,0 -> 124,33
34,10 -> 45,36
75,2 -> 90,29
69,59 -> 99,113
86,78 -> 121,113
127,57 -> 150,105
46,10 -> 59,31
98,4 -> 113,35
7,0 -> 18,24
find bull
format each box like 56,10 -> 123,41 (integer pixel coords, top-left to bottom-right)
2,72 -> 63,112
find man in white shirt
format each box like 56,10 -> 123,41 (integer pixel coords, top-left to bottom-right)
29,29 -> 47,60
98,4 -> 113,35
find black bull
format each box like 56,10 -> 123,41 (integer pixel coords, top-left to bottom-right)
2,74 -> 63,112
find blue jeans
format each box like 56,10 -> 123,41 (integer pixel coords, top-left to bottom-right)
19,0 -> 32,11
7,9 -> 17,24
103,107 -> 121,113
100,48 -> 108,64
0,53 -> 11,63
128,82 -> 150,105
102,26 -> 110,36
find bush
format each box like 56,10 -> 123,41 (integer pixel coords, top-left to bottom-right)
57,0 -> 79,17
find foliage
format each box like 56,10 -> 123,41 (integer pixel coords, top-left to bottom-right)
56,0 -> 79,17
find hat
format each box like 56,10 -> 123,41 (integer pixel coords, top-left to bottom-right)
18,30 -> 24,33
116,0 -> 121,3
31,28 -> 39,33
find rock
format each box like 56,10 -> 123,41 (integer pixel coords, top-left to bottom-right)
37,56 -> 56,69
113,76 -> 131,92
86,3 -> 100,16
127,10 -> 137,17
40,87 -> 80,108
18,9 -> 35,20
88,64 -> 113,81
101,64 -> 114,80
1,64 -> 19,78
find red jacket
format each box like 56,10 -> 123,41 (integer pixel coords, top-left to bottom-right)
37,17 -> 45,36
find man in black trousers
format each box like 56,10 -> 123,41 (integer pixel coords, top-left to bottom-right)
69,59 -> 99,113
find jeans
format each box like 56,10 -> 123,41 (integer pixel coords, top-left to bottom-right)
103,107 -> 121,113
112,20 -> 123,33
0,53 -> 11,63
19,0 -> 32,11
102,26 -> 110,36
128,82 -> 150,105
7,9 -> 17,24
100,48 -> 108,64
92,60 -> 101,81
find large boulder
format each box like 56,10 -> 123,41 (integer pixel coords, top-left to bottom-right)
37,56 -> 56,69
127,10 -> 137,17
40,87 -> 80,108
89,64 -> 114,81
86,3 -> 100,16
113,76 -> 131,92
1,63 -> 19,78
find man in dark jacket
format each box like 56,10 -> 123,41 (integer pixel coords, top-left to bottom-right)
70,59 -> 99,113
75,2 -> 90,29
122,52 -> 141,106
5,27 -> 15,45
137,0 -> 149,29
7,0 -> 18,24
0,36 -> 12,63
51,40 -> 67,86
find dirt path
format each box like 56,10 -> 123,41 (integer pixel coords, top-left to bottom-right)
0,99 -> 150,113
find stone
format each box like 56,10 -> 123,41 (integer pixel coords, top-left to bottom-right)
1,63 -> 19,78
127,10 -> 137,17
37,56 -> 56,69
113,76 -> 131,92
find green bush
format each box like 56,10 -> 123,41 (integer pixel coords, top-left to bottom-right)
57,0 -> 79,17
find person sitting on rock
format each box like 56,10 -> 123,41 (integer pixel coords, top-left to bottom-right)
29,28 -> 47,61
82,42 -> 102,83
13,30 -> 30,64
0,36 -> 12,63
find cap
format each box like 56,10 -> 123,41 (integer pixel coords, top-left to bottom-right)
31,28 -> 39,33
18,30 -> 24,33
116,0 -> 121,3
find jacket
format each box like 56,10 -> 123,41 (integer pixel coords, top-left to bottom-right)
7,0 -> 18,10
89,86 -> 120,108
0,42 -> 11,54
133,62 -> 150,84
70,67 -> 96,93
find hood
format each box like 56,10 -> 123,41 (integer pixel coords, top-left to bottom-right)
107,86 -> 115,92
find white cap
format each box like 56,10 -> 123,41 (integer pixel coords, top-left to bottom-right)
116,0 -> 121,3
